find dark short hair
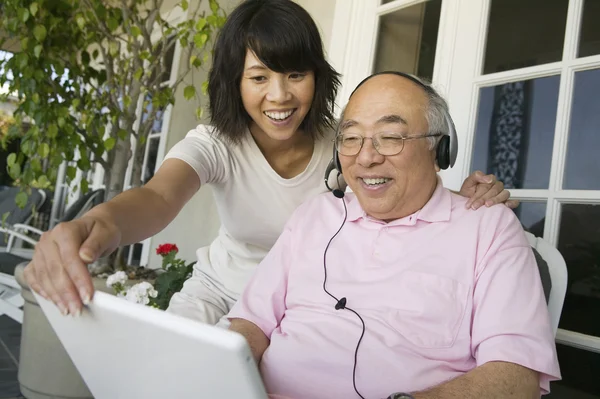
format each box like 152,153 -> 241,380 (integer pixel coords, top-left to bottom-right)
207,0 -> 341,144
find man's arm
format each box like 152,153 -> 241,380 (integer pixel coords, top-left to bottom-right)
410,361 -> 539,399
229,318 -> 270,364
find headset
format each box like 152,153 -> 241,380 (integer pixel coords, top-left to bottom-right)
321,71 -> 459,398
324,70 -> 458,192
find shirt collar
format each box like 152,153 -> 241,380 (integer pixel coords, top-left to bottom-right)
345,177 -> 452,224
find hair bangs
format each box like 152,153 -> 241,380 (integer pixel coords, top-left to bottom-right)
246,9 -> 320,73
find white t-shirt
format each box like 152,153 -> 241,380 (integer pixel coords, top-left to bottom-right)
163,124 -> 335,296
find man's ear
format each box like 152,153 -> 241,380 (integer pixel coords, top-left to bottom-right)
432,151 -> 441,172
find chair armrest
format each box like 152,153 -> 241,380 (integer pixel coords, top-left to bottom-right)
0,226 -> 39,249
12,223 -> 44,237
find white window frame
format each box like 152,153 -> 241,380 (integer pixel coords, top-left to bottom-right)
330,0 -> 600,353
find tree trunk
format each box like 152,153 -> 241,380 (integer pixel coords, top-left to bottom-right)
129,138 -> 146,189
105,135 -> 131,201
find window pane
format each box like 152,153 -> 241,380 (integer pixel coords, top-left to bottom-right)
551,344 -> 600,398
471,76 -> 560,189
514,201 -> 547,234
557,204 -> 600,337
563,68 -> 600,189
150,36 -> 176,84
579,0 -> 600,57
373,0 -> 441,81
484,0 -> 568,74
143,137 -> 160,184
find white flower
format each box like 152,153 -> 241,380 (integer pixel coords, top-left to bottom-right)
106,271 -> 128,288
124,281 -> 158,305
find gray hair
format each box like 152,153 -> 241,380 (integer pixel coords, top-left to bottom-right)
409,76 -> 450,151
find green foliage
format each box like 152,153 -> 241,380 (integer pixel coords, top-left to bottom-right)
0,0 -> 226,205
150,246 -> 194,310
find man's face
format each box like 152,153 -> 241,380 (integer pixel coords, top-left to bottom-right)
338,75 -> 439,221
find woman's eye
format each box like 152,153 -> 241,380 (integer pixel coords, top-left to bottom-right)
250,76 -> 267,82
289,73 -> 306,80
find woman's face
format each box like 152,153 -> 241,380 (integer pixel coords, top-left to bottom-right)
240,50 -> 315,143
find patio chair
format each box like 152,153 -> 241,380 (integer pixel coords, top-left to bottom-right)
525,232 -> 568,337
0,188 -> 105,323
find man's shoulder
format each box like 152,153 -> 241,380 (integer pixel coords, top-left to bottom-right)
287,191 -> 345,226
448,190 -> 518,224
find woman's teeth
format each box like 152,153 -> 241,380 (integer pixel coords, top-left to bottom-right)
264,110 -> 294,121
362,178 -> 391,186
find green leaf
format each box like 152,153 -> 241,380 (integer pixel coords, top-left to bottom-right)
201,80 -> 209,95
109,41 -> 119,56
47,124 -> 58,138
104,137 -> 116,151
76,15 -> 86,30
107,18 -> 119,32
133,68 -> 143,81
195,107 -> 203,120
81,179 -> 89,194
117,129 -> 128,140
15,192 -> 28,209
7,153 -> 16,166
193,32 -> 208,49
38,143 -> 50,158
33,25 -> 47,42
17,53 -> 29,69
34,44 -> 43,58
58,117 -> 65,128
183,85 -> 195,100
2,212 -> 9,226
30,3 -> 39,17
195,18 -> 206,31
209,0 -> 219,14
20,37 -> 29,51
66,166 -> 77,182
18,8 -> 30,23
37,175 -> 50,188
131,25 -> 141,37
31,93 -> 40,104
8,163 -> 21,180
181,0 -> 189,11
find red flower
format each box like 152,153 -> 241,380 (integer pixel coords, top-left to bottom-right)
156,243 -> 178,256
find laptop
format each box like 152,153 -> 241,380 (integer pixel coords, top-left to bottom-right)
34,291 -> 269,399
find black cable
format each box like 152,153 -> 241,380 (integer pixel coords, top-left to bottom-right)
322,191 -> 367,399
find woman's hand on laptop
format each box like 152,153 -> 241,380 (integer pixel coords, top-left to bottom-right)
23,215 -> 121,316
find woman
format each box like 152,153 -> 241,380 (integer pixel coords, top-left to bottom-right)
24,0 -> 514,320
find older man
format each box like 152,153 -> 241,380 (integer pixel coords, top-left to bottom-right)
227,72 -> 561,399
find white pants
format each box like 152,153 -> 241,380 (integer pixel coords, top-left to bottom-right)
166,261 -> 238,329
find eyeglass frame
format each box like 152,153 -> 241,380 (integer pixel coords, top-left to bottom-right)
333,132 -> 442,157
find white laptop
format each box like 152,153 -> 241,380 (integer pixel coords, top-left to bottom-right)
34,291 -> 268,399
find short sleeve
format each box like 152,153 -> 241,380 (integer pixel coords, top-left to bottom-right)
471,209 -> 561,394
226,210 -> 299,338
162,124 -> 232,185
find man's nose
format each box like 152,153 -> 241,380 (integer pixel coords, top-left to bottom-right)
265,77 -> 292,103
356,138 -> 385,167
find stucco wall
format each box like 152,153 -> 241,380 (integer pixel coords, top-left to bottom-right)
148,0 -> 337,268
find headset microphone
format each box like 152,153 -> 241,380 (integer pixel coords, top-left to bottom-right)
332,189 -> 345,199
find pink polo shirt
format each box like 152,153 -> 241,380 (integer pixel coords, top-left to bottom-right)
228,182 -> 561,399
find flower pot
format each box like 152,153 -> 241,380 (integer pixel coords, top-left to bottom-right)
14,263 -> 113,399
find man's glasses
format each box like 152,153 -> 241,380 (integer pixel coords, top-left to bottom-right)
334,132 -> 442,156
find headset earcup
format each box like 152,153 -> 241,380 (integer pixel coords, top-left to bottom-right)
333,143 -> 342,173
436,135 -> 450,170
